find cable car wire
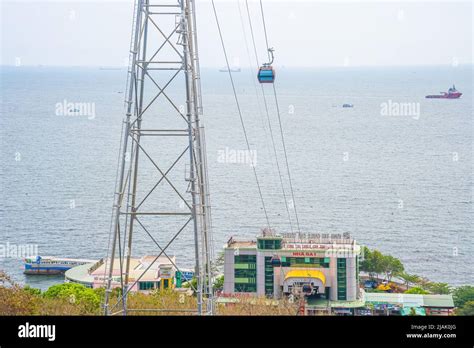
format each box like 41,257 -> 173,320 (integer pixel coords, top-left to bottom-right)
258,0 -> 302,235
211,0 -> 271,229
243,0 -> 294,233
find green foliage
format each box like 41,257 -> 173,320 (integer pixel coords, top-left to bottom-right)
381,255 -> 404,281
397,272 -> 421,290
183,277 -> 197,291
23,286 -> 42,296
360,247 -> 404,281
360,247 -> 384,279
211,252 -> 225,276
455,301 -> 474,316
425,282 -> 451,295
43,283 -> 101,314
213,275 -> 224,291
405,286 -> 429,294
366,288 -> 386,293
452,286 -> 474,308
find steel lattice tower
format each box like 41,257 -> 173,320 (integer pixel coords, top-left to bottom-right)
104,0 -> 214,315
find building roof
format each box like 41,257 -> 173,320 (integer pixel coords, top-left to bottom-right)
422,295 -> 455,308
306,297 -> 366,308
65,262 -> 95,285
364,293 -> 454,308
284,269 -> 326,286
226,239 -> 257,249
90,256 -> 176,282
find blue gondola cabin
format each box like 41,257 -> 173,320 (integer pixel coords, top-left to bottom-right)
258,66 -> 275,83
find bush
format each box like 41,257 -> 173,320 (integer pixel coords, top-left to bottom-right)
23,286 -> 42,296
455,301 -> 474,316
404,287 -> 429,294
452,286 -> 474,308
214,275 -> 224,291
43,283 -> 101,314
424,282 -> 451,295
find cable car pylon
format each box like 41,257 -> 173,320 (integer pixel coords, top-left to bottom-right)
103,0 -> 214,316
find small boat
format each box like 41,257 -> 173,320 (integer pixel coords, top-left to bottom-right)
219,67 -> 241,72
24,256 -> 97,275
426,85 -> 462,99
99,66 -> 123,70
342,104 -> 354,108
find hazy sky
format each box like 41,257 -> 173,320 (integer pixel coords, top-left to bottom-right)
1,0 -> 472,67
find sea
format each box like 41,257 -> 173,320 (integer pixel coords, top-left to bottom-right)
0,65 -> 472,290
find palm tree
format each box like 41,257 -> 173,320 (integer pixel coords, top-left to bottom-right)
397,272 -> 421,290
415,276 -> 431,290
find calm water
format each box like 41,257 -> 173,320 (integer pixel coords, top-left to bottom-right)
0,65 -> 472,289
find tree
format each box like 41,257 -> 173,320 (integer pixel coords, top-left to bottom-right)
210,251 -> 225,277
455,301 -> 474,316
360,247 -> 385,280
213,275 -> 224,291
415,277 -> 431,289
452,286 -> 474,308
183,277 -> 197,291
405,287 -> 429,294
425,282 -> 451,295
380,255 -> 404,282
397,272 -> 421,290
43,283 -> 101,313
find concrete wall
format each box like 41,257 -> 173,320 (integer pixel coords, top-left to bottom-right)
346,256 -> 357,301
223,248 -> 235,294
329,257 -> 337,301
256,251 -> 265,296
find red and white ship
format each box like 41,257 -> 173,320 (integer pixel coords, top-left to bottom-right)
426,85 -> 462,99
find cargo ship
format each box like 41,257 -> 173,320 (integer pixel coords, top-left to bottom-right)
425,85 -> 462,99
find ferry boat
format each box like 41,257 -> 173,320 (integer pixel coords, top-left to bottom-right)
23,256 -> 97,275
426,85 -> 462,99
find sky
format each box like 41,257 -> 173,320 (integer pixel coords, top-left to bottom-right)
0,0 -> 472,68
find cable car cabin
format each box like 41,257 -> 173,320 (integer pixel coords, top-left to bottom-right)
258,66 -> 275,83
302,284 -> 313,295
270,255 -> 281,266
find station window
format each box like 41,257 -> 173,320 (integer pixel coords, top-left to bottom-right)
281,257 -> 329,268
139,281 -> 155,290
337,258 -> 347,301
257,238 -> 282,250
234,254 -> 257,293
264,257 -> 274,296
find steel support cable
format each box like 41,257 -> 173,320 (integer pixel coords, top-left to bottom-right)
271,83 -> 302,235
259,0 -> 302,235
237,1 -> 270,157
243,0 -> 294,233
259,0 -> 271,63
211,0 -> 271,229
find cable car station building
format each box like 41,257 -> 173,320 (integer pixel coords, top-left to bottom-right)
223,229 -> 361,302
